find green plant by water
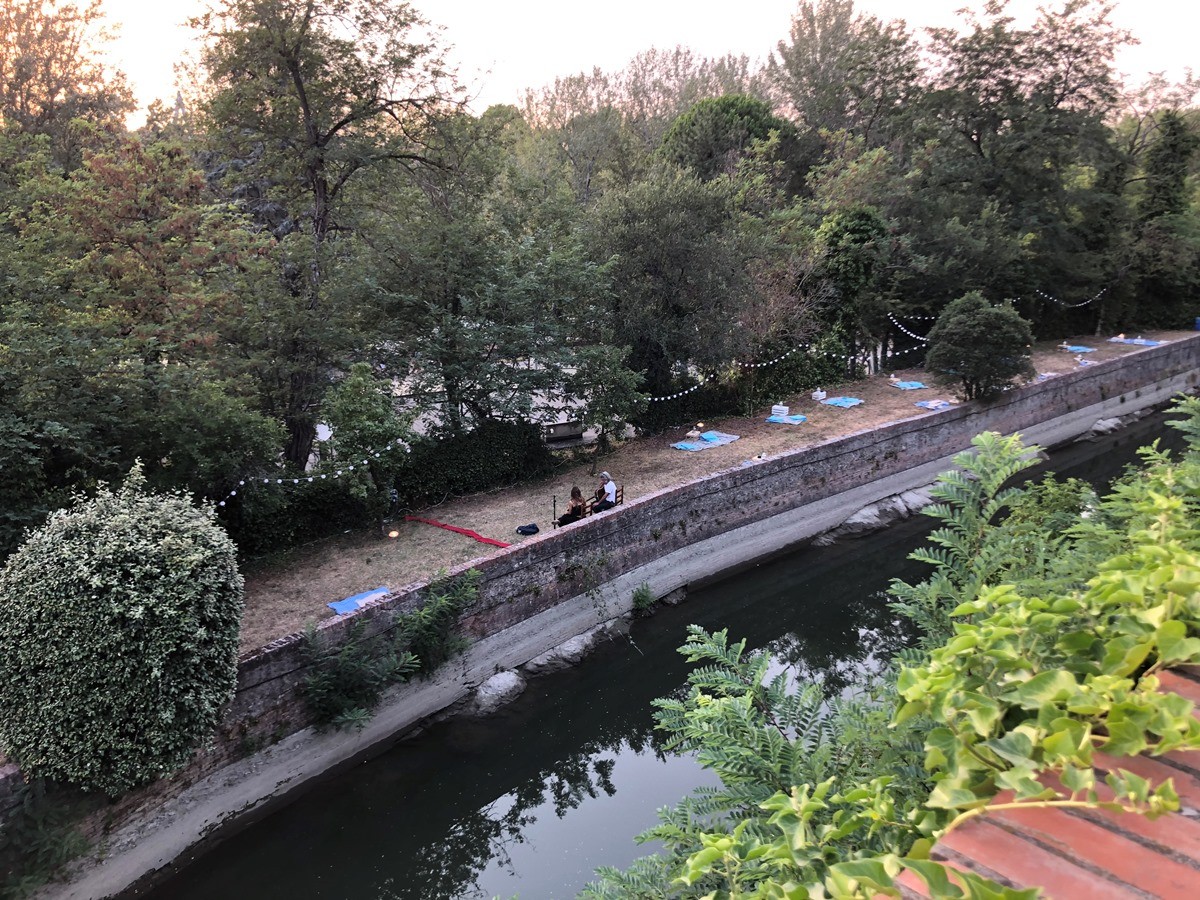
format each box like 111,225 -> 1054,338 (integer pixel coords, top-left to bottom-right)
301,570 -> 480,730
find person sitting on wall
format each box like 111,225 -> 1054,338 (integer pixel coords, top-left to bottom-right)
557,486 -> 586,527
592,471 -> 617,512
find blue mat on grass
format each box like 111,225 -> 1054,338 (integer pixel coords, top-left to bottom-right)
1063,345 -> 1096,353
766,414 -> 807,424
821,396 -> 863,408
329,586 -> 389,615
1108,336 -> 1165,347
890,381 -> 927,390
915,399 -> 951,410
673,431 -> 740,451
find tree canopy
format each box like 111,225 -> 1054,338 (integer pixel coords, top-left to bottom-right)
0,0 -> 1194,563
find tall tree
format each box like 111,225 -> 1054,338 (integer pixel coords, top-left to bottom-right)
769,0 -> 920,146
587,167 -> 759,398
660,94 -> 805,186
919,0 -> 1134,308
356,108 -> 621,435
195,0 -> 460,465
1124,110 -> 1200,326
0,0 -> 133,168
0,132 -> 281,552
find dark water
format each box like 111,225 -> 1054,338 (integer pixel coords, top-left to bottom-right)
140,408 -> 1187,900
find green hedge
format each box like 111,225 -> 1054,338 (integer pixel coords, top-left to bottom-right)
222,419 -> 555,556
394,420 -> 555,510
0,467 -> 243,795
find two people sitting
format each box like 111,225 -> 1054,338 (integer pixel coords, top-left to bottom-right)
556,471 -> 617,527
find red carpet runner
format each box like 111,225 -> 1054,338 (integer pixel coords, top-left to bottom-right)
402,515 -> 511,548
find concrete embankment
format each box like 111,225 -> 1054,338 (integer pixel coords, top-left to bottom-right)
26,333 -> 1200,899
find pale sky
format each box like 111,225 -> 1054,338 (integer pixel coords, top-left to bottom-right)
101,0 -> 1195,124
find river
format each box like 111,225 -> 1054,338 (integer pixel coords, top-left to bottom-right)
137,408 -> 1187,900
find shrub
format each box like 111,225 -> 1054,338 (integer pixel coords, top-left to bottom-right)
393,420 -> 554,510
300,570 -> 479,730
0,465 -> 243,795
924,292 -> 1035,400
632,582 -> 655,613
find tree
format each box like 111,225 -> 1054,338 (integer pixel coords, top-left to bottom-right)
815,204 -> 889,365
317,362 -> 413,522
0,0 -> 133,168
0,466 -> 243,795
924,292 -> 1034,400
1119,110 -> 1200,328
1137,110 -> 1200,223
0,131 -> 283,553
522,46 -> 769,154
920,0 -> 1133,304
660,94 -> 802,185
356,109 -> 617,435
769,0 -> 920,146
586,167 -> 757,399
195,0 -> 461,465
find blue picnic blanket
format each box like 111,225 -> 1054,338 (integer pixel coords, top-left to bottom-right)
915,399 -> 951,410
821,397 -> 863,408
890,381 -> 926,390
1063,345 -> 1096,353
766,414 -> 807,424
328,586 -> 389,615
1108,337 -> 1164,347
673,431 -> 740,451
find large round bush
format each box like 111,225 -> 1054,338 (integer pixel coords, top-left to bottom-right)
925,292 -> 1035,400
0,467 -> 243,794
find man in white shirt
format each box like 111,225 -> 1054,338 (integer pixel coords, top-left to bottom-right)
593,471 -> 617,512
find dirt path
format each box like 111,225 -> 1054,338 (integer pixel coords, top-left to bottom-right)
238,331 -> 1192,656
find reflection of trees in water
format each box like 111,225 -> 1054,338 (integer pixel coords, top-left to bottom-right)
764,590 -> 916,694
373,572 -> 915,899
375,726 -> 651,899
373,791 -> 534,900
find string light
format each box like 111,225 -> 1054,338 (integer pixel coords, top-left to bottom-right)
1030,286 -> 1110,309
887,314 -> 930,343
216,438 -> 413,507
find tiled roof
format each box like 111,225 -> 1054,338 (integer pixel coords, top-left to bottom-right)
894,666 -> 1200,899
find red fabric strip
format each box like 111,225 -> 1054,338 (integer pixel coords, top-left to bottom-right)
402,515 -> 511,548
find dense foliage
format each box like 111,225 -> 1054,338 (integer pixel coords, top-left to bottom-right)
0,467 -> 243,795
585,397 -> 1200,898
0,0 -> 1197,562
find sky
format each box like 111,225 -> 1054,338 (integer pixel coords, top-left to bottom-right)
101,0 -> 1195,124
